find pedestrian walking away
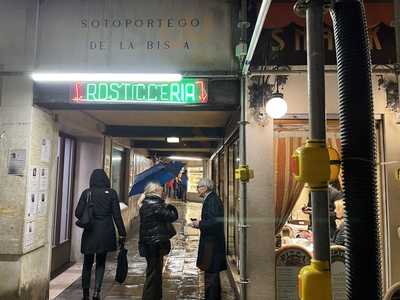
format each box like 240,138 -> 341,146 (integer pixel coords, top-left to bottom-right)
138,181 -> 179,300
75,169 -> 126,300
180,170 -> 188,202
191,178 -> 227,300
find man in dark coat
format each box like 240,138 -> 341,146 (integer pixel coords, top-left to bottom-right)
192,178 -> 227,300
75,169 -> 126,300
303,184 -> 344,236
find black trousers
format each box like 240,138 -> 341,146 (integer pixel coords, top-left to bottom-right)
204,272 -> 221,300
82,252 -> 107,290
142,255 -> 163,300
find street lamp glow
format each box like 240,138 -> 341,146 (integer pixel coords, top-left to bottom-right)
30,73 -> 182,82
166,137 -> 180,143
265,93 -> 288,118
168,156 -> 203,161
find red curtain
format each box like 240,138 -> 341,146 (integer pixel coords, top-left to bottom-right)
274,135 -> 306,235
274,124 -> 341,235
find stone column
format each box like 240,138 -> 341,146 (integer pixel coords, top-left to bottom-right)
0,76 -> 58,299
244,81 -> 275,300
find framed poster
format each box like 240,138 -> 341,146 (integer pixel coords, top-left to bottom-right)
276,245 -> 312,300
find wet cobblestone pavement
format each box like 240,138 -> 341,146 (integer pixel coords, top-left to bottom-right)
55,201 -> 236,300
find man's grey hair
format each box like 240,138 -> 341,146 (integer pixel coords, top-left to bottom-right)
197,178 -> 214,191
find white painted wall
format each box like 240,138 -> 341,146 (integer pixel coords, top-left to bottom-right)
281,72 -> 387,115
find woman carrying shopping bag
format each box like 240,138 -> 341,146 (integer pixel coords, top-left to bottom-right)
138,181 -> 178,300
75,169 -> 126,300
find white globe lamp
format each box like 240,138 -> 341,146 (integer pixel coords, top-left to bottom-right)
265,93 -> 287,118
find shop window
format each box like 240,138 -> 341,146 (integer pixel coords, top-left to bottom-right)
218,152 -> 225,200
212,157 -> 219,193
187,166 -> 203,193
227,139 -> 240,263
111,146 -> 127,202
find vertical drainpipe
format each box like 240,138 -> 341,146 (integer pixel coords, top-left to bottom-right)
306,1 -> 331,266
239,75 -> 248,300
239,0 -> 248,298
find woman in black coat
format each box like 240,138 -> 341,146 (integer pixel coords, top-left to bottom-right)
138,181 -> 178,300
75,169 -> 126,300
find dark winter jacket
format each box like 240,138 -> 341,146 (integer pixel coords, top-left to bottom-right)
75,169 -> 126,254
332,222 -> 345,246
139,195 -> 178,257
197,191 -> 227,273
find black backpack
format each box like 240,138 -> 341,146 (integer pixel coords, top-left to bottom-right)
76,190 -> 93,229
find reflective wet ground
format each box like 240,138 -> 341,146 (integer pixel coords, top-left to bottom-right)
55,200 -> 236,300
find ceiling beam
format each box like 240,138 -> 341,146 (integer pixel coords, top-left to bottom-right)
129,136 -> 223,142
131,140 -> 220,149
39,103 -> 238,111
148,150 -> 212,158
105,126 -> 224,138
147,148 -> 212,152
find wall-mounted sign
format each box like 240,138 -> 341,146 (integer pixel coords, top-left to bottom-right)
253,22 -> 395,67
71,79 -> 208,104
276,246 -> 312,300
32,0 -> 236,72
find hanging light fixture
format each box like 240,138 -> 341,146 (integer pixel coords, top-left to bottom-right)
248,73 -> 289,123
265,75 -> 288,118
266,92 -> 287,118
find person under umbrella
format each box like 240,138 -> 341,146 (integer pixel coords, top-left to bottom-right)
75,169 -> 126,300
139,181 -> 178,300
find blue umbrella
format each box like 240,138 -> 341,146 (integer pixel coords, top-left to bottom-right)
129,161 -> 184,197
165,161 -> 185,174
132,163 -> 166,185
129,162 -> 183,196
129,163 -> 167,196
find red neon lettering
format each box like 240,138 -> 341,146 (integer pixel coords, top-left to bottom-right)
72,82 -> 84,102
196,80 -> 208,103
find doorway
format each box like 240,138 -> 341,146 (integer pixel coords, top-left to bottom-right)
51,134 -> 76,277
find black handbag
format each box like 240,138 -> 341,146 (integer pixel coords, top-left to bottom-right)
76,190 -> 93,229
115,246 -> 128,284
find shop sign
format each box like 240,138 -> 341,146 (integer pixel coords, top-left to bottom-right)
34,0 -> 236,72
71,79 -> 208,104
252,22 -> 395,66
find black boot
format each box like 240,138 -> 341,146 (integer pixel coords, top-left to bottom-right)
92,289 -> 101,300
82,288 -> 89,300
